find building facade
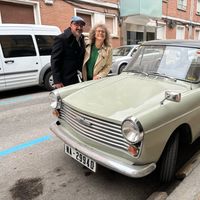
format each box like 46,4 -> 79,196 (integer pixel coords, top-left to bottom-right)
0,0 -> 121,47
0,0 -> 200,46
120,0 -> 200,44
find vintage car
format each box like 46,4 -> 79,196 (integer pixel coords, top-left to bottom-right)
49,40 -> 200,183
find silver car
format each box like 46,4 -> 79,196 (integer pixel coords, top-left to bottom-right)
111,45 -> 138,74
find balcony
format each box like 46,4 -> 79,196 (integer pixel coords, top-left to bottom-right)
120,0 -> 162,25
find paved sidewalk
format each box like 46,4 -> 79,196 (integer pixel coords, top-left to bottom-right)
167,160 -> 200,200
166,152 -> 200,200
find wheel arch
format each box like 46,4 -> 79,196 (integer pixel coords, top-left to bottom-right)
39,63 -> 51,86
160,123 -> 192,159
157,123 -> 192,182
118,62 -> 128,74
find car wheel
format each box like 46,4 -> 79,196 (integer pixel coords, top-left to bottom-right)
44,71 -> 54,91
159,132 -> 180,183
118,64 -> 127,74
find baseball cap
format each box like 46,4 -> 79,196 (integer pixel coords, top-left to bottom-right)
71,16 -> 86,26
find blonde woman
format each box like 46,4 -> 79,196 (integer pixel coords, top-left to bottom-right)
82,24 -> 112,81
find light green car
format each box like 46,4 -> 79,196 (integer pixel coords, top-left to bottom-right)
49,40 -> 200,183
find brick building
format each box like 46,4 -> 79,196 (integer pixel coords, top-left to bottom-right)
160,0 -> 200,40
0,0 -> 121,47
0,0 -> 200,46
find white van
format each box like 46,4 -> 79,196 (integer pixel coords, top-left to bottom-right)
0,24 -> 61,91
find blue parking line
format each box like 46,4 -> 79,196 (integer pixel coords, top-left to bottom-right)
0,95 -> 33,106
0,135 -> 52,157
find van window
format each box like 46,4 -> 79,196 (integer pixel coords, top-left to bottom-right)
0,35 -> 36,58
35,35 -> 55,56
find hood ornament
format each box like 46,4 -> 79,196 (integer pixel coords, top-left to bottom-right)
75,116 -> 92,127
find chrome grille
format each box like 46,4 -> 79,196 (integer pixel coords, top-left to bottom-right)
59,104 -> 129,151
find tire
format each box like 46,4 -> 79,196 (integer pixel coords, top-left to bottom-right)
44,71 -> 54,91
159,132 -> 180,183
118,64 -> 127,74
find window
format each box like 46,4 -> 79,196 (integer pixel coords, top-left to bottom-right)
76,9 -> 118,37
177,0 -> 187,10
76,12 -> 92,33
194,29 -> 200,40
0,35 -> 36,58
35,35 -> 55,56
197,0 -> 200,15
157,24 -> 166,40
176,26 -> 185,39
105,16 -> 116,35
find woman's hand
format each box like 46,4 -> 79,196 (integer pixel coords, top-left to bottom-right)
93,75 -> 101,80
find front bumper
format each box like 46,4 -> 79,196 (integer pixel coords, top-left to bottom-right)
50,121 -> 156,178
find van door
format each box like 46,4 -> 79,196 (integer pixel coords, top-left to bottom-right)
0,35 -> 40,89
0,46 -> 6,90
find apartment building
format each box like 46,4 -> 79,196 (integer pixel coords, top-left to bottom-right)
160,0 -> 200,40
120,0 -> 200,44
0,0 -> 120,47
0,0 -> 200,46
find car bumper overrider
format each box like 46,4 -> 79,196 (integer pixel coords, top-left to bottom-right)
50,121 -> 156,178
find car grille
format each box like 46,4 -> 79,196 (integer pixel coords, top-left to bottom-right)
59,104 -> 129,151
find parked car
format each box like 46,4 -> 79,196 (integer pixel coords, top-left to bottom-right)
111,44 -> 138,74
49,39 -> 200,183
0,24 -> 61,92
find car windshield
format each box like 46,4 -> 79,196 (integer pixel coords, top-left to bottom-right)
112,46 -> 133,56
125,45 -> 200,83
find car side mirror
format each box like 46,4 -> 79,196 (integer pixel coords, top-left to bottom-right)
160,91 -> 181,105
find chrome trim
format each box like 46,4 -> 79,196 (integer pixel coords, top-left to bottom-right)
59,104 -> 129,151
50,121 -> 156,178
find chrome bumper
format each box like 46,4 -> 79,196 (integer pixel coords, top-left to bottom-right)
50,121 -> 156,178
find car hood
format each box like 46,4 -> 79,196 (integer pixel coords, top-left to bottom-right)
63,74 -> 189,122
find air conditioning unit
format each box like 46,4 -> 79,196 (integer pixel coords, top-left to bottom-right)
45,0 -> 54,5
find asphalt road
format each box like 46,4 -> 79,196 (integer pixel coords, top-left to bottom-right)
0,86 -> 169,200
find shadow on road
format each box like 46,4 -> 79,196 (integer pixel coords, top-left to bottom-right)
0,86 -> 46,99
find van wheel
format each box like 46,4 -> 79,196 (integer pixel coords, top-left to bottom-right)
159,132 -> 180,183
44,71 -> 54,91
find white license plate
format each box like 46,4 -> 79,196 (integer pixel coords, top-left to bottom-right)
64,144 -> 96,172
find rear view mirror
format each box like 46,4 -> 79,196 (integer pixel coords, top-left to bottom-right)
160,91 -> 181,105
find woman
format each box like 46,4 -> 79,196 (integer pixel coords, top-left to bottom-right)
82,23 -> 112,81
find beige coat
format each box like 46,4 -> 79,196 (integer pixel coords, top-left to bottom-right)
82,43 -> 112,81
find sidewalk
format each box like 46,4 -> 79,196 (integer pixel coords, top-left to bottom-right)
147,150 -> 200,200
166,162 -> 200,200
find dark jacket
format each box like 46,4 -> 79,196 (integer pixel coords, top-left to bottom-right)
51,27 -> 85,86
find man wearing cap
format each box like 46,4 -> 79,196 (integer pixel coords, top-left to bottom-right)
51,16 -> 86,88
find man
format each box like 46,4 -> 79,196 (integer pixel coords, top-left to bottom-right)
51,16 -> 86,88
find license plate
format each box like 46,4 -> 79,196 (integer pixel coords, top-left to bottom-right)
64,144 -> 96,172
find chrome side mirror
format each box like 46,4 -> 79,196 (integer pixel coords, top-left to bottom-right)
160,91 -> 181,105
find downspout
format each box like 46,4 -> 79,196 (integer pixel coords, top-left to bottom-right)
189,0 -> 195,39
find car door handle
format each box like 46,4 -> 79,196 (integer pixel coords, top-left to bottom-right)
5,60 -> 14,64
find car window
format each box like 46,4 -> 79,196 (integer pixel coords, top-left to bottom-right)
0,35 -> 36,58
35,35 -> 55,56
113,47 -> 132,56
126,45 -> 200,83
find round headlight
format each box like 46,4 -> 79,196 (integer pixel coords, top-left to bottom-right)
49,91 -> 62,109
122,117 -> 144,144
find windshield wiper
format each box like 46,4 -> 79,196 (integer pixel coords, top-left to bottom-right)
149,72 -> 177,81
127,69 -> 149,76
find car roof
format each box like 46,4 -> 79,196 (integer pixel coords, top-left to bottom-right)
115,45 -> 139,48
142,39 -> 200,48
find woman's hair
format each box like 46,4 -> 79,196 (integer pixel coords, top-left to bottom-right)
89,23 -> 111,47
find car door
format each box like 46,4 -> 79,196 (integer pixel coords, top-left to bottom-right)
0,46 -> 6,91
0,35 -> 40,89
